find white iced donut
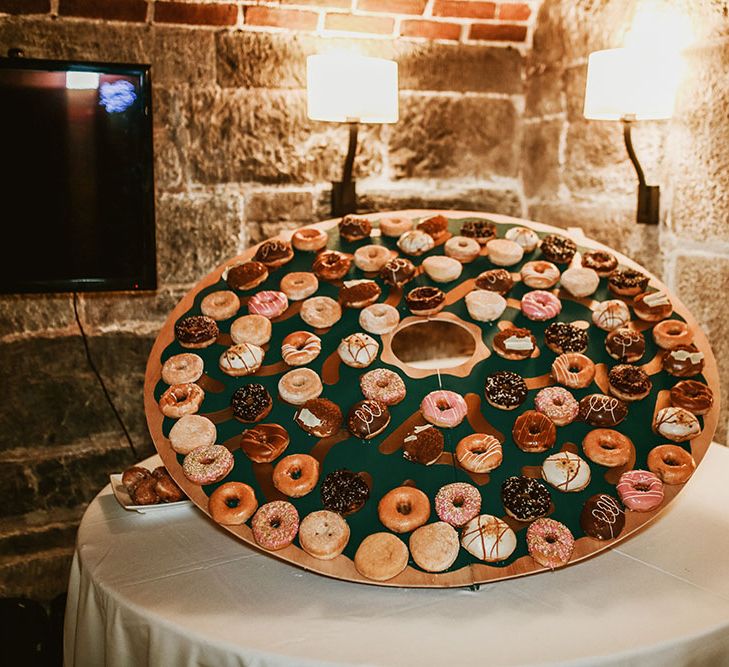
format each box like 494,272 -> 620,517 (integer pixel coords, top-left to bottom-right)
338,333 -> 380,368
465,290 -> 507,322
422,256 -> 462,283
359,303 -> 400,335
354,244 -> 392,272
592,300 -> 631,331
461,514 -> 516,562
444,235 -> 480,263
521,261 -> 561,288
542,451 -> 591,492
505,226 -> 540,252
654,406 -> 701,442
560,267 -> 600,298
487,239 -> 524,267
397,230 -> 435,256
219,343 -> 265,376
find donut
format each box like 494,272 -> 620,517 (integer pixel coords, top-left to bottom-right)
347,399 -> 390,439
633,291 -> 673,322
272,454 -> 320,497
474,268 -> 513,295
208,482 -> 258,525
670,380 -> 714,415
312,250 -> 352,280
130,478 -> 159,505
616,470 -> 664,512
465,290 -> 507,322
339,214 -> 372,241
403,424 -> 444,465
559,267 -> 599,298
294,398 -> 343,438
406,286 -> 446,316
652,319 -> 693,349
358,370 -> 406,409
280,272 -> 318,301
521,290 -> 562,321
542,451 -> 591,492
378,214 -> 413,237
159,383 -> 205,418
543,321 -> 588,354
339,279 -> 381,308
484,370 -> 527,410
647,444 -> 696,485
379,257 -> 416,287
501,476 -> 551,521
278,368 -> 323,405
175,315 -> 219,349
354,533 -> 409,581
152,467 -> 185,503
168,414 -> 216,455
534,386 -> 579,426
662,344 -> 705,377
582,428 -> 633,467
520,261 -> 561,289
378,486 -> 431,533
540,234 -> 577,264
551,352 -> 596,389
320,469 -> 370,515
435,483 -> 482,527
592,300 -> 631,331
422,256 -> 463,283
183,444 -> 234,485
409,522 -> 460,573
417,214 -> 449,241
607,364 -> 652,401
354,244 -> 392,272
292,226 -> 328,252
218,343 -> 265,376
298,510 -> 350,560
300,296 -> 342,329
512,410 -> 556,453
580,493 -> 625,540
121,466 -> 150,493
230,314 -> 272,346
201,290 -> 240,320
420,390 -> 468,428
460,219 -> 496,244
161,353 -> 204,385
581,250 -> 618,277
338,333 -> 379,368
231,383 -> 273,423
251,500 -> 299,550
493,327 -> 536,360
505,225 -> 539,252
455,434 -> 503,472
248,290 -> 288,319
578,394 -> 628,427
608,268 -> 649,296
240,423 -> 290,463
445,235 -> 480,263
526,518 -> 575,569
281,331 -> 322,366
254,239 -> 294,269
225,261 -> 268,291
487,238 -> 524,266
397,230 -> 435,256
359,303 -> 400,335
461,515 -> 516,562
654,406 -> 701,442
605,327 -> 645,362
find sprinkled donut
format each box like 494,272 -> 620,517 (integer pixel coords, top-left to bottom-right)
534,387 -> 579,426
420,390 -> 468,428
435,482 -> 482,527
616,470 -> 664,512
183,444 -> 234,485
526,518 -> 575,569
251,500 -> 300,550
231,383 -> 273,423
501,476 -> 551,521
521,290 -> 562,321
359,368 -> 406,405
456,434 -> 503,472
248,290 -> 289,319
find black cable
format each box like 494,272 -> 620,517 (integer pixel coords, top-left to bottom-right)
72,292 -> 139,459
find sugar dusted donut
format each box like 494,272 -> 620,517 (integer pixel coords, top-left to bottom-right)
338,333 -> 379,368
526,518 -> 574,569
647,444 -> 695,485
582,429 -> 633,467
201,290 -> 240,320
617,470 -> 664,512
409,522 -> 460,573
420,390 -> 467,428
505,225 -> 539,252
542,451 -> 591,492
445,235 -> 480,263
534,386 -> 579,426
422,255 -> 462,283
281,331 -> 321,366
354,533 -> 408,581
378,486 -> 430,533
208,482 -> 258,525
560,267 -> 599,298
354,244 -> 392,272
300,296 -> 342,329
654,406 -> 701,442
359,368 -> 406,405
521,261 -> 560,289
273,454 -> 320,497
292,226 -> 328,252
298,510 -> 350,560
435,482 -> 481,527
251,500 -> 299,550
230,314 -> 271,346
551,352 -> 595,389
461,514 -> 516,562
456,434 -> 503,472
218,343 -> 264,377
278,368 -> 323,405
183,444 -> 234,485
359,303 -> 400,335
280,272 -> 318,301
653,319 -> 692,349
169,415 -> 216,455
521,290 -> 562,321
248,290 -> 289,319
487,238 -> 524,266
465,290 -> 507,322
592,300 -> 630,331
162,353 -> 204,385
397,230 -> 434,256
159,383 -> 205,418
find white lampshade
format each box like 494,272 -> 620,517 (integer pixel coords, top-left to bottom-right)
306,54 -> 398,124
583,48 -> 680,121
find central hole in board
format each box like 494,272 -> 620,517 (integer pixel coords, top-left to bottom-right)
391,320 -> 476,369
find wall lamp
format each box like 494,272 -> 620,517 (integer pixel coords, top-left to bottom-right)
306,53 -> 398,218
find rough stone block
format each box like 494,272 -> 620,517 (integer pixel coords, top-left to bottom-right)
152,25 -> 216,85
0,548 -> 74,601
0,294 -> 74,339
245,190 -> 314,223
523,119 -> 562,199
389,94 -> 519,179
0,515 -> 81,557
525,64 -> 564,118
247,221 -> 308,246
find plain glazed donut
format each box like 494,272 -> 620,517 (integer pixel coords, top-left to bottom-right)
280,272 -> 318,301
248,290 -> 289,319
521,290 -> 562,321
616,470 -> 664,511
359,303 -> 400,335
161,353 -> 204,385
456,434 -> 503,472
434,482 -> 481,527
378,214 -> 413,237
465,290 -> 507,322
201,290 -> 240,320
560,267 -> 600,298
378,486 -> 431,533
526,518 -> 575,569
208,482 -> 258,525
183,445 -> 234,485
251,501 -> 300,550
273,454 -> 320,497
647,444 -> 696,484
281,331 -> 322,366
354,244 -> 392,272
278,368 -> 323,405
652,319 -> 693,349
445,235 -> 480,263
230,314 -> 272,346
159,383 -> 205,418
300,296 -> 342,329
292,226 -> 328,252
420,390 -> 468,428
582,428 -> 633,467
551,353 -> 596,389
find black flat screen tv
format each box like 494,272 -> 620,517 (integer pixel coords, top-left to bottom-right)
0,57 -> 156,293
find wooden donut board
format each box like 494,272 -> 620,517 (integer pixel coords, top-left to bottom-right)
144,210 -> 721,588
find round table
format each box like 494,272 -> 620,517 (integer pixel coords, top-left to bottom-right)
64,443 -> 729,667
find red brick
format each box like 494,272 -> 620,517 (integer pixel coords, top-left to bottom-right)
469,22 -> 526,41
59,0 -> 147,22
246,6 -> 318,30
288,0 -> 350,8
432,0 -> 494,19
357,0 -> 426,15
325,13 -> 394,34
0,0 -> 50,14
400,19 -> 461,40
498,2 -> 530,20
155,1 -> 237,26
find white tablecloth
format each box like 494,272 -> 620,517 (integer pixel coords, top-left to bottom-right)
65,444 -> 729,667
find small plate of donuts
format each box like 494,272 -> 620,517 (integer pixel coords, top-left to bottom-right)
111,457 -> 191,513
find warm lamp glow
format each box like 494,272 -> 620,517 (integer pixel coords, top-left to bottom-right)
306,54 -> 398,124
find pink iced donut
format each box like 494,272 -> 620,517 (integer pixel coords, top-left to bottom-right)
435,482 -> 482,527
248,290 -> 289,319
182,444 -> 234,485
251,500 -> 300,550
521,290 -> 562,321
526,517 -> 575,569
534,386 -> 579,426
616,470 -> 664,512
420,390 -> 468,428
